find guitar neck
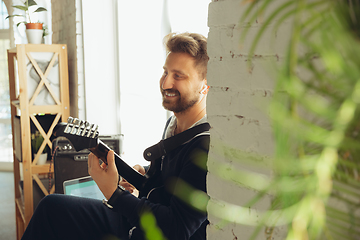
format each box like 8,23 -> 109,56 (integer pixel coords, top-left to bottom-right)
90,140 -> 147,191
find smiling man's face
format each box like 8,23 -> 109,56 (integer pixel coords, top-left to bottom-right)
160,52 -> 204,113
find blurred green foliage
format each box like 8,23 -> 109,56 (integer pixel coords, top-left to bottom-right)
140,210 -> 167,240
236,0 -> 360,239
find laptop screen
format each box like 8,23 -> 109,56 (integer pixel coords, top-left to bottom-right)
63,176 -> 105,200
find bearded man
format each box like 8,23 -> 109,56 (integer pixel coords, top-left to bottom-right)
22,32 -> 210,240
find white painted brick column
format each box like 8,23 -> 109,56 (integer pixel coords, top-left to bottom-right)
51,0 -> 85,119
206,0 -> 290,239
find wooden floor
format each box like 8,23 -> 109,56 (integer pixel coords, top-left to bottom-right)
0,171 -> 16,240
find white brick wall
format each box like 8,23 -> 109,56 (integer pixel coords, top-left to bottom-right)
207,0 -> 288,239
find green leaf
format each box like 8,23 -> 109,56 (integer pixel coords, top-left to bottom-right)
16,21 -> 26,27
247,0 -> 295,63
12,5 -> 28,11
226,0 -> 360,239
27,0 -> 38,7
5,14 -> 25,20
140,211 -> 167,240
34,7 -> 47,13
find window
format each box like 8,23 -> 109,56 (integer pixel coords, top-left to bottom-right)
0,1 -> 12,165
0,1 -> 9,29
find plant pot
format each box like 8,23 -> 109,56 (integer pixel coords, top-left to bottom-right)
26,23 -> 43,44
36,153 -> 48,165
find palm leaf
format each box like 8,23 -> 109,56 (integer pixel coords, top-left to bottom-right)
219,0 -> 360,239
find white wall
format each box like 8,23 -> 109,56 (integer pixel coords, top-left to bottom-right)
116,0 -> 167,166
206,0 -> 288,239
81,0 -> 120,135
168,0 -> 210,37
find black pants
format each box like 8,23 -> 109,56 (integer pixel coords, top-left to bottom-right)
21,194 -> 132,240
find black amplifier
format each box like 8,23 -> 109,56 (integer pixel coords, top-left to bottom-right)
53,134 -> 123,194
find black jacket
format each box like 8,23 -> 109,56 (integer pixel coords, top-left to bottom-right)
108,124 -> 210,240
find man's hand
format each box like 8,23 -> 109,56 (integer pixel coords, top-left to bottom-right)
119,164 -> 145,197
88,150 -> 118,200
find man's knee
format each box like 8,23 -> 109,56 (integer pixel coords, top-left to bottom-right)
36,194 -> 65,211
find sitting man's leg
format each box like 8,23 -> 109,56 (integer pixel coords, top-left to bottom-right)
22,194 -> 131,240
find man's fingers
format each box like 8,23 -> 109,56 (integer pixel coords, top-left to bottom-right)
133,164 -> 146,175
105,150 -> 119,177
119,181 -> 135,193
120,182 -> 133,188
107,150 -> 115,167
88,153 -> 101,175
100,162 -> 107,168
120,178 -> 128,183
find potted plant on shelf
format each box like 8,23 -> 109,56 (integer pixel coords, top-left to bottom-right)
5,0 -> 47,44
31,130 -> 48,165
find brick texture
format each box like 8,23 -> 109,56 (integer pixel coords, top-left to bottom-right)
207,0 -> 288,239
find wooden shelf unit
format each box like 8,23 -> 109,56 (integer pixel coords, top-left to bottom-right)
7,44 -> 70,239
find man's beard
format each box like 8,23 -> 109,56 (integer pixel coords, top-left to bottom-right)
162,90 -> 199,113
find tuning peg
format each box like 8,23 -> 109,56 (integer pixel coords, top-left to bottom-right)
64,117 -> 74,133
74,118 -> 80,126
81,121 -> 89,136
71,118 -> 80,134
91,125 -> 98,138
76,120 -> 84,135
86,123 -> 94,137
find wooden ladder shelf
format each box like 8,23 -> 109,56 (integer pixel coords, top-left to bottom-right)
7,44 -> 70,239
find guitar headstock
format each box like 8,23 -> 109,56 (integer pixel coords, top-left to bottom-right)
53,117 -> 100,152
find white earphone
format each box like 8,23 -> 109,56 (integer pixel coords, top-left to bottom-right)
201,85 -> 209,94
